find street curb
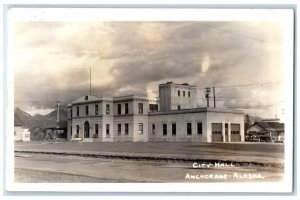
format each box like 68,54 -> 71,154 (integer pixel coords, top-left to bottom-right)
14,149 -> 284,169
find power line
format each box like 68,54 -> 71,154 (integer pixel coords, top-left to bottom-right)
198,23 -> 283,47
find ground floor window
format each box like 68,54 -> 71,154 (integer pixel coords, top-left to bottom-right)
152,124 -> 155,134
106,124 -> 110,135
163,124 -> 167,135
212,123 -> 222,134
84,121 -> 90,138
125,123 -> 129,135
95,124 -> 99,135
76,125 -> 79,135
138,123 -> 143,134
187,123 -> 192,135
117,124 -> 121,134
172,123 -> 176,135
197,122 -> 202,134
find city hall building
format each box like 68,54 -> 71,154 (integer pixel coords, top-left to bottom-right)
67,82 -> 244,143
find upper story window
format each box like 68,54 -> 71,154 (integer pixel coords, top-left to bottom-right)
183,91 -> 186,97
106,104 -> 110,115
138,103 -> 143,114
76,107 -> 79,116
149,104 -> 158,111
85,106 -> 89,116
117,104 -> 121,115
125,103 -> 129,114
178,90 -> 180,96
95,104 -> 99,115
188,91 -> 191,98
70,109 -> 72,118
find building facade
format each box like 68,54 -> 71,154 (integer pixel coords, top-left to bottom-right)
67,82 -> 244,143
246,122 -> 284,142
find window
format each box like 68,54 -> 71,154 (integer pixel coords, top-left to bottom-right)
85,106 -> 89,116
172,123 -> 176,135
70,126 -> 72,136
197,122 -> 202,134
118,104 -> 121,114
149,104 -> 158,111
183,91 -> 186,97
106,124 -> 110,135
125,123 -> 129,135
163,124 -> 167,136
187,123 -> 192,135
152,124 -> 155,134
95,124 -> 99,134
125,103 -> 129,114
76,107 -> 79,116
76,125 -> 79,135
177,105 -> 181,110
106,104 -> 110,115
70,109 -> 72,118
138,103 -> 143,114
178,90 -> 180,96
95,104 -> 99,115
117,124 -> 121,134
188,91 -> 191,98
138,123 -> 143,134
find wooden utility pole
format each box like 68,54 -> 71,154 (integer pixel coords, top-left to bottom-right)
56,101 -> 61,123
213,86 -> 216,108
205,87 -> 211,107
90,66 -> 92,95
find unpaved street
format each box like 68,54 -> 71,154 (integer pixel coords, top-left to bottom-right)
15,152 -> 284,183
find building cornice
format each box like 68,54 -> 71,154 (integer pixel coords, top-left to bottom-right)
149,108 -> 244,116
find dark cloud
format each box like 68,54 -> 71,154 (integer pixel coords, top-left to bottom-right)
13,21 -> 285,117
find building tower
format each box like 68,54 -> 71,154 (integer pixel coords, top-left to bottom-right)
159,82 -> 197,111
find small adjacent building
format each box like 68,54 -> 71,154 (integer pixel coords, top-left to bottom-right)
246,122 -> 284,142
67,82 -> 245,143
14,114 -> 30,142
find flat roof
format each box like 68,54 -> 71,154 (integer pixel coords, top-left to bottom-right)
149,107 -> 244,116
159,81 -> 197,87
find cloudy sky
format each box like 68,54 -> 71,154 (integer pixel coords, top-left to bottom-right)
12,20 -> 286,118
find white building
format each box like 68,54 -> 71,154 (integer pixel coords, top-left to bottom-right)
14,114 -> 30,142
67,82 -> 244,143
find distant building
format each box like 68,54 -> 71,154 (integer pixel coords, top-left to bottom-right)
14,114 -> 30,142
67,82 -> 244,143
246,122 -> 284,142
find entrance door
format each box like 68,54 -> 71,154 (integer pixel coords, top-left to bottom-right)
84,121 -> 90,138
